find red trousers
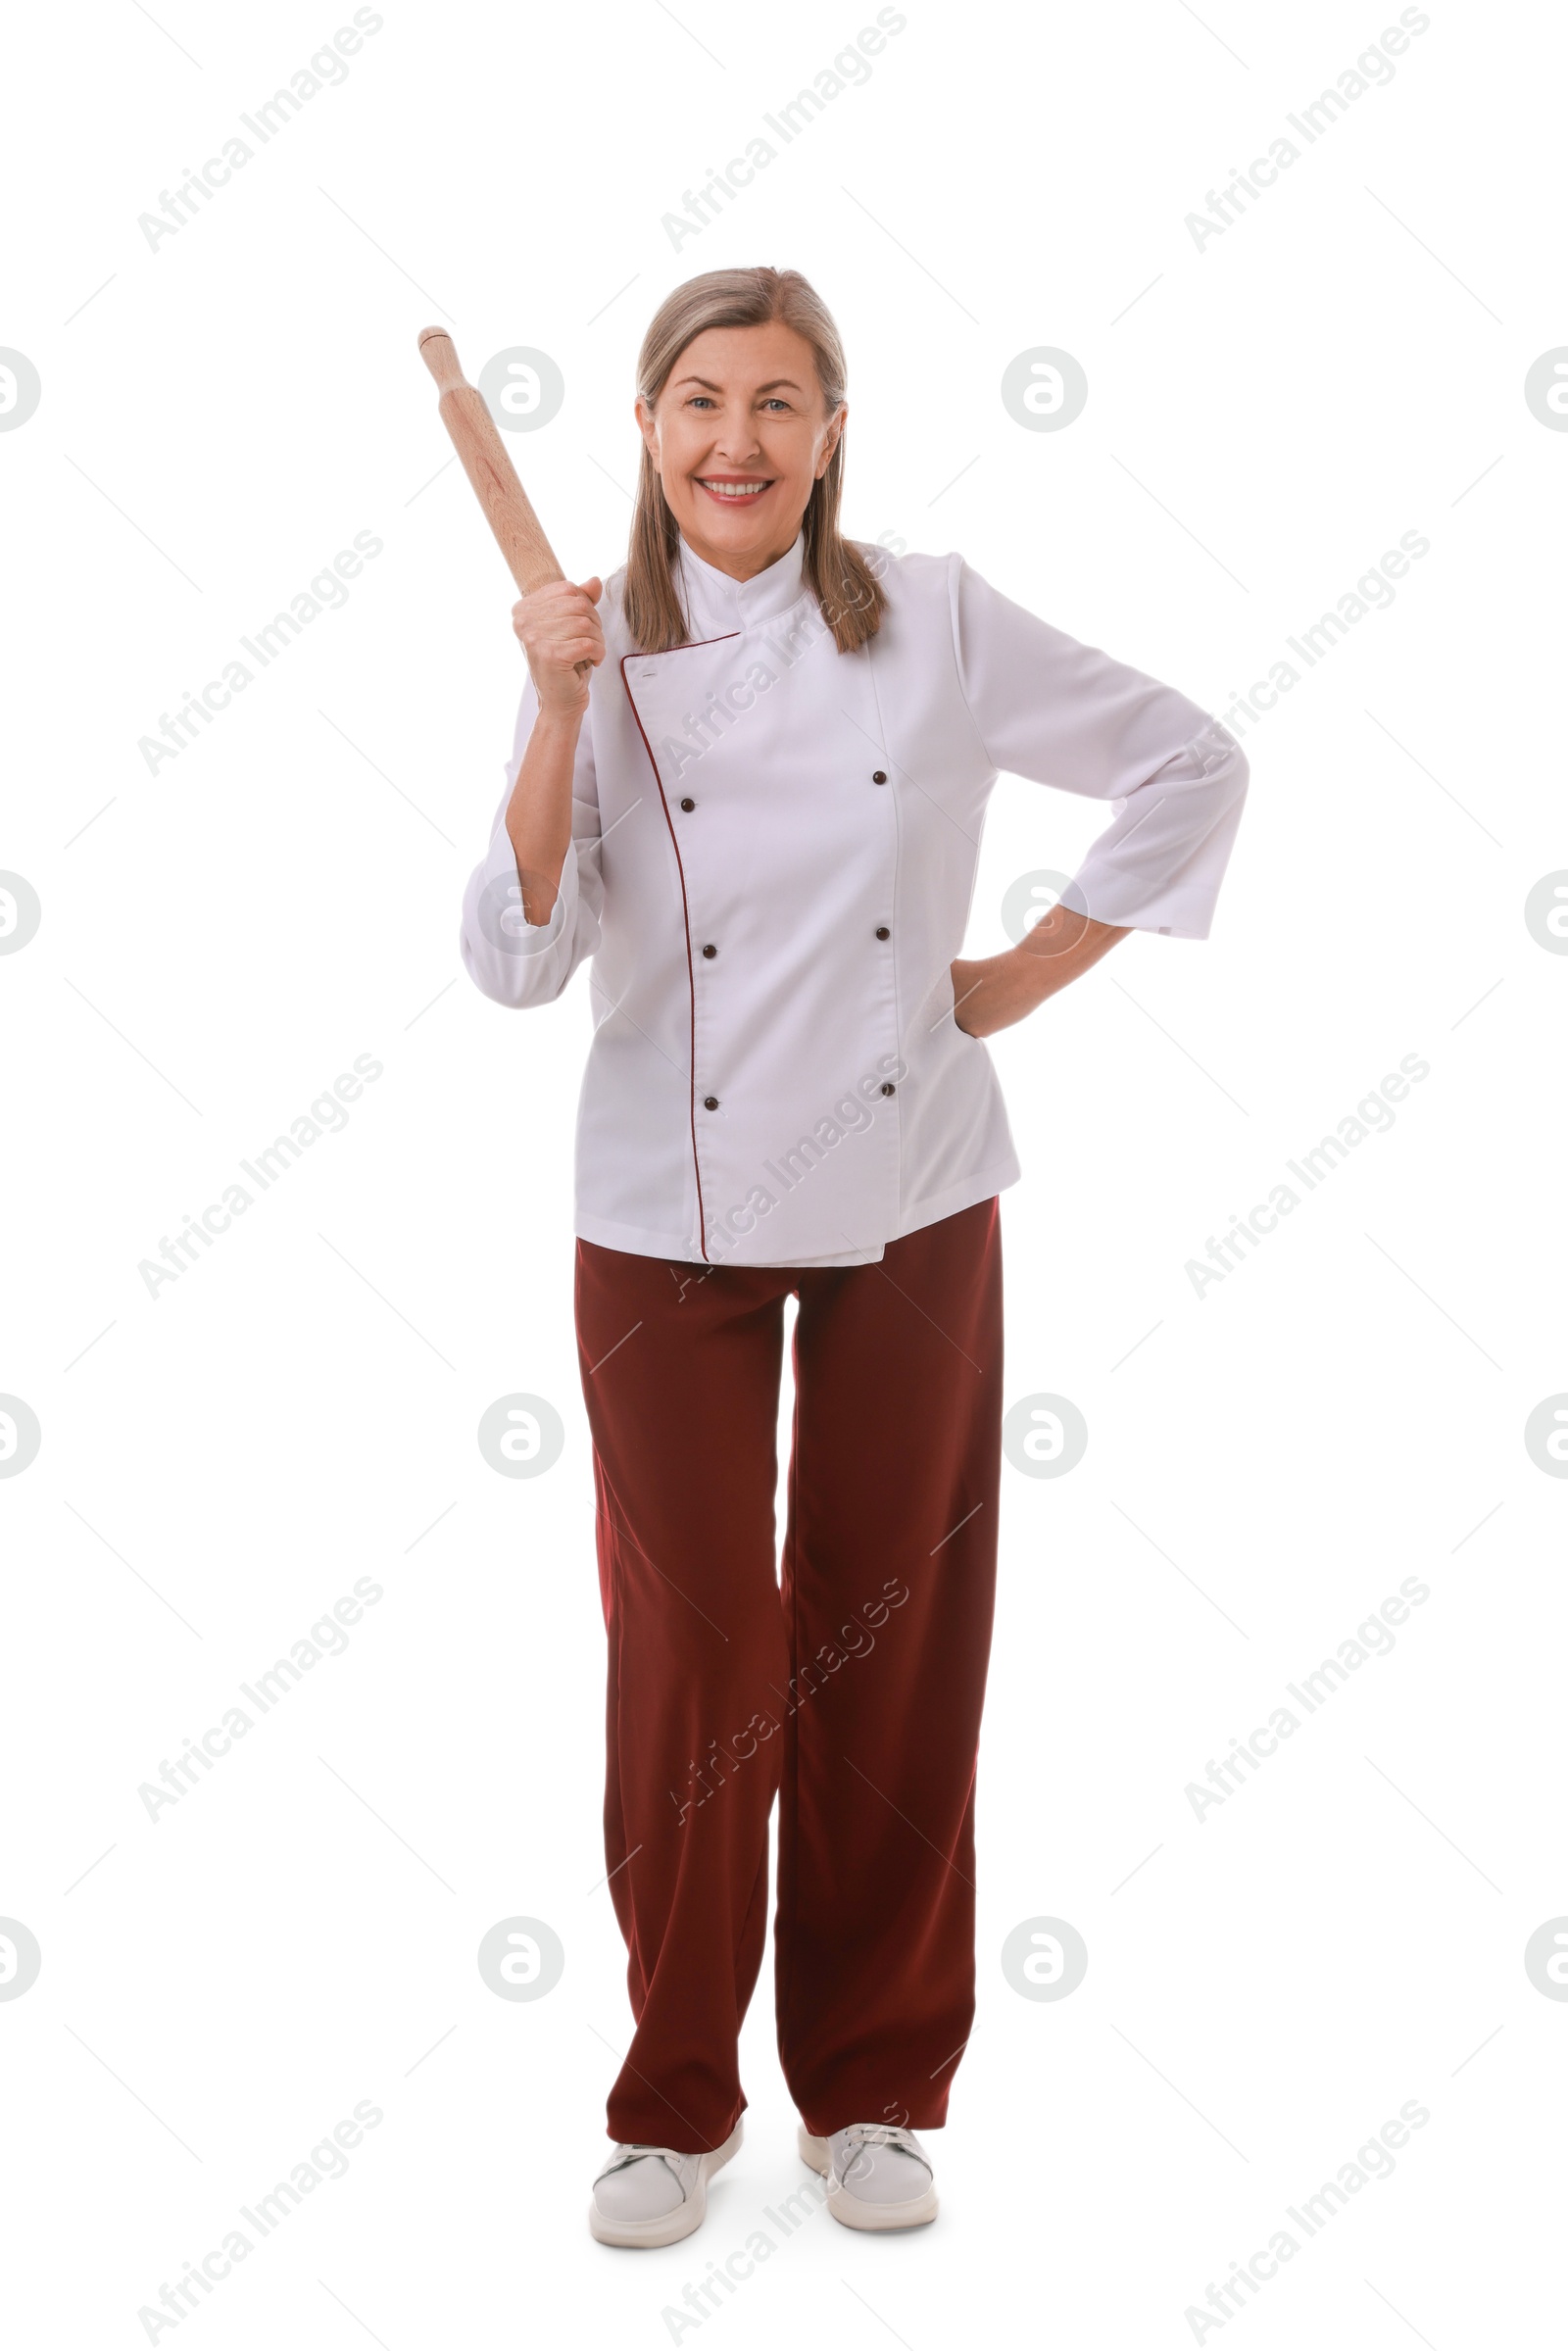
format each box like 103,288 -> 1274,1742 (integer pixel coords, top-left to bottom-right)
573,1195 -> 1004,2149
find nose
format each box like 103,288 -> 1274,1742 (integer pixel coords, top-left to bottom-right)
710,404 -> 762,462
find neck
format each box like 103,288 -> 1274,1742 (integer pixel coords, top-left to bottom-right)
681,521 -> 806,583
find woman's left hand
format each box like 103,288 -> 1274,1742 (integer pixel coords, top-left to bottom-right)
950,904 -> 1131,1038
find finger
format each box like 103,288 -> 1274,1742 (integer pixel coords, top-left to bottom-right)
524,617 -> 606,651
520,607 -> 604,637
525,625 -> 604,657
524,640 -> 603,671
518,586 -> 584,622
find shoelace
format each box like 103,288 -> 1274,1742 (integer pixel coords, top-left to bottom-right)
597,2141 -> 684,2185
835,2124 -> 931,2179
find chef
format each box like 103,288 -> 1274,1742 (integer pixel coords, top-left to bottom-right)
458,265 -> 1249,2249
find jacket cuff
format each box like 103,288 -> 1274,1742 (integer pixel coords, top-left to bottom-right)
470,825 -> 578,964
1068,719 -> 1250,941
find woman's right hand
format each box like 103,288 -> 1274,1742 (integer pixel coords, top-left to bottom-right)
512,576 -> 606,717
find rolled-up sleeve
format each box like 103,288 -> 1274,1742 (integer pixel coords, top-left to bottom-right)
458,676 -> 604,1007
949,558 -> 1249,940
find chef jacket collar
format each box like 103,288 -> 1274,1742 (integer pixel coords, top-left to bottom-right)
672,529 -> 809,638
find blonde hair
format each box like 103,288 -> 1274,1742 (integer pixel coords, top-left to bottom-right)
622,267 -> 886,657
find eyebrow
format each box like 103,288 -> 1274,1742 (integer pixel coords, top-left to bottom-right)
669,375 -> 808,394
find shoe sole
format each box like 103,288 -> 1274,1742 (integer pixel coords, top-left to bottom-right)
589,2118 -> 743,2248
797,2124 -> 939,2230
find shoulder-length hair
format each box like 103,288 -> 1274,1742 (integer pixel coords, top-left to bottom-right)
622,267 -> 886,657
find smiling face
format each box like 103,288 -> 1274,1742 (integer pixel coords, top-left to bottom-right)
635,319 -> 846,583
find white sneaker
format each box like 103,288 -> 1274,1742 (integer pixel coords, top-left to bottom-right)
797,2120 -> 939,2230
589,2118 -> 743,2247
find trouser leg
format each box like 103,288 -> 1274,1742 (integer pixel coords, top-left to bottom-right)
773,1197 -> 1004,2136
574,1239 -> 792,2151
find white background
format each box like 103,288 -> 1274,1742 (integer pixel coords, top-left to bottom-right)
4,0 -> 1566,2342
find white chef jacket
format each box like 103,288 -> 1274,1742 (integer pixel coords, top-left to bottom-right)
459,532 -> 1249,1268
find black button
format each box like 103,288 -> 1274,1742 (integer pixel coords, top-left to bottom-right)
702,943 -> 716,957
872,769 -> 888,784
680,797 -> 695,810
703,1095 -> 718,1110
880,1082 -> 896,1096
875,925 -> 890,940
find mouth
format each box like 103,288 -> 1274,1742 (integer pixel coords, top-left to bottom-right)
693,475 -> 776,506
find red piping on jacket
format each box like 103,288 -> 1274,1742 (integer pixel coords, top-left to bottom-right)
619,635 -> 742,1266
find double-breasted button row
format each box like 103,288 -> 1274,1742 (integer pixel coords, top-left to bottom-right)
687,773 -> 890,1117
679,774 -> 887,804
698,929 -> 886,957
706,1080 -> 894,1106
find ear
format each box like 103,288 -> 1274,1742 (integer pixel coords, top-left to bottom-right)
815,404 -> 847,479
634,394 -> 662,472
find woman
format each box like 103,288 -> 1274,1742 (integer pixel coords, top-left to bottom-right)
459,267 -> 1249,2248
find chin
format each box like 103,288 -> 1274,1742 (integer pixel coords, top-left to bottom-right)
691,517 -> 770,552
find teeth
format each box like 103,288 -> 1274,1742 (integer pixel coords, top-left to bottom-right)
699,480 -> 769,498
